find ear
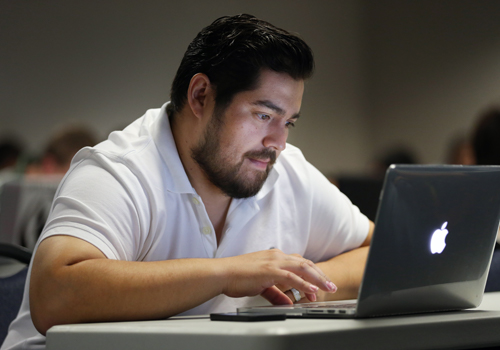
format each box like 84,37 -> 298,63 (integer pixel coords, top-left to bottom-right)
187,73 -> 213,120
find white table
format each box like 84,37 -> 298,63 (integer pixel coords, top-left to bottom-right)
46,292 -> 500,350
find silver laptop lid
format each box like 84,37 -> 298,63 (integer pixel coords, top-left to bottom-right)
357,165 -> 500,317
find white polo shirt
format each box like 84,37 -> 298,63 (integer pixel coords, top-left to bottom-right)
2,103 -> 368,350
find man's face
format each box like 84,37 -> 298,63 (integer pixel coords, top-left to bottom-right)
191,70 -> 304,198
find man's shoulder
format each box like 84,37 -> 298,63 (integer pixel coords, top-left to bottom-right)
271,143 -> 315,188
68,104 -> 190,194
275,143 -> 310,173
73,106 -> 166,166
278,143 -> 305,162
273,142 -> 332,192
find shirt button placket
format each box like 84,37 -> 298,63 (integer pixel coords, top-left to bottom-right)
191,194 -> 216,256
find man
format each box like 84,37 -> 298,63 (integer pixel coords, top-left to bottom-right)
2,14 -> 373,350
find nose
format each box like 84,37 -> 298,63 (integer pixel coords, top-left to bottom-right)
263,122 -> 287,151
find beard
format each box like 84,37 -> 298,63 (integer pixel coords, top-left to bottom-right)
191,110 -> 277,199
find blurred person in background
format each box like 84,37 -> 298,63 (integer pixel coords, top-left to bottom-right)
445,134 -> 475,165
0,137 -> 24,173
0,126 -> 98,249
370,145 -> 419,179
472,108 -> 500,166
25,125 -> 98,176
471,107 -> 500,292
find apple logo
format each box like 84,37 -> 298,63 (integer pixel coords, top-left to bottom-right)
430,222 -> 449,254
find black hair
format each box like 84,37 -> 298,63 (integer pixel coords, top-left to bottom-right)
168,14 -> 314,117
0,137 -> 23,170
472,108 -> 500,165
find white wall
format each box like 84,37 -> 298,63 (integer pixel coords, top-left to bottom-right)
0,0 -> 369,174
3,1 -> 500,175
364,0 -> 500,165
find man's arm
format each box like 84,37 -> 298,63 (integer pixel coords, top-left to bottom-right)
314,220 -> 374,301
30,235 -> 336,335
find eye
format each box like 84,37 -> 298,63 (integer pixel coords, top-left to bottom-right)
257,113 -> 270,121
285,121 -> 296,128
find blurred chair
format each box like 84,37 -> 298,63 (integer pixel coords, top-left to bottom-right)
471,107 -> 500,292
337,176 -> 384,222
0,176 -> 60,250
0,243 -> 31,264
0,243 -> 32,346
485,250 -> 500,292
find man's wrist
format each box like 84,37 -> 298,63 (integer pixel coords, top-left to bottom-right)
208,258 -> 228,296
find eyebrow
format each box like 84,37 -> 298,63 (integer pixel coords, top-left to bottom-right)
252,100 -> 301,120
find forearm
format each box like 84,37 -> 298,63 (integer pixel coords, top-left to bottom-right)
31,236 -> 335,335
315,246 -> 369,301
31,257 -> 225,334
30,237 -> 227,335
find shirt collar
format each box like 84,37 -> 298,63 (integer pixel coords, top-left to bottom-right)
151,102 -> 195,194
254,165 -> 280,201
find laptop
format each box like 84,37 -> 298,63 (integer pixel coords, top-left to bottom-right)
238,165 -> 500,318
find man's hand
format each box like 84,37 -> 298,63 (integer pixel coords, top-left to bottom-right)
218,249 -> 337,305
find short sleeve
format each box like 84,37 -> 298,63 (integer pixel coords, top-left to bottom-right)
41,155 -> 150,261
303,161 -> 369,262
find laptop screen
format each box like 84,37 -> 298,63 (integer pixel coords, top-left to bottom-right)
357,165 -> 500,317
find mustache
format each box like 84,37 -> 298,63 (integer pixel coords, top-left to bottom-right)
245,148 -> 277,166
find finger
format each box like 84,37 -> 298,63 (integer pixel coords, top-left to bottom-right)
285,288 -> 308,303
261,286 -> 293,305
274,283 -> 290,293
305,293 -> 317,302
282,257 -> 337,293
290,254 -> 328,280
274,270 -> 321,295
284,290 -> 296,303
265,250 -> 336,293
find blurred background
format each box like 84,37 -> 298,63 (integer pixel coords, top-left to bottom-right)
2,0 -> 500,177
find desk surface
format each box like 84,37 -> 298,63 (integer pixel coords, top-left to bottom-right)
47,292 -> 500,350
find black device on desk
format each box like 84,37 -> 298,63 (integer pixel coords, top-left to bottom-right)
210,312 -> 285,322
